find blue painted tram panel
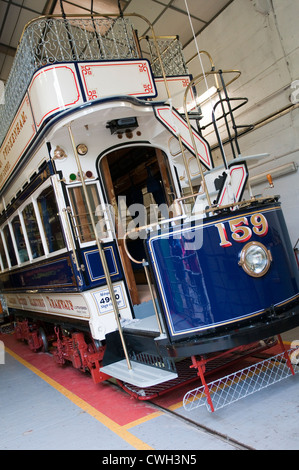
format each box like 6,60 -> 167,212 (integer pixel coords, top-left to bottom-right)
147,201 -> 299,356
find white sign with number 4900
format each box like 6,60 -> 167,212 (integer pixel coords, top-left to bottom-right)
93,285 -> 125,314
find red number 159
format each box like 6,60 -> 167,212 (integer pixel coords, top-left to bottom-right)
215,213 -> 269,247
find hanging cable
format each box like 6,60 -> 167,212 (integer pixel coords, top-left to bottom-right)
90,0 -> 103,56
184,0 -> 228,169
184,0 -> 210,96
59,0 -> 77,58
118,0 -> 124,17
59,0 -> 66,19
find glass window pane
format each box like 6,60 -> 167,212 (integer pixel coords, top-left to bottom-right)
3,225 -> 17,266
37,186 -> 65,253
23,203 -> 44,259
68,184 -> 101,243
0,234 -> 8,269
12,215 -> 29,263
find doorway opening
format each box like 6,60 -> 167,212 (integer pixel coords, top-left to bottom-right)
100,145 -> 174,306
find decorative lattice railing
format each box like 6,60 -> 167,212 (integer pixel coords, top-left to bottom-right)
0,15 -> 187,147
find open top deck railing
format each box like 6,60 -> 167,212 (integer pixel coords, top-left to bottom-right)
0,14 -> 187,147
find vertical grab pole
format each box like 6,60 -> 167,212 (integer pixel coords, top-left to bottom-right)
67,124 -> 132,370
142,259 -> 163,335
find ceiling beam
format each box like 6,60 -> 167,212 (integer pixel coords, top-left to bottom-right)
183,0 -> 235,49
43,0 -> 58,15
151,0 -> 207,23
0,42 -> 16,57
1,0 -> 44,15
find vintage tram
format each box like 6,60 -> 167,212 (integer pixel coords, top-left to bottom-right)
0,11 -> 298,403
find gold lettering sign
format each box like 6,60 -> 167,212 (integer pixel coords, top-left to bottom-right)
0,95 -> 36,191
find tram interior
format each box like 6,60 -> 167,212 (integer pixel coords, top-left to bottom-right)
100,145 -> 174,314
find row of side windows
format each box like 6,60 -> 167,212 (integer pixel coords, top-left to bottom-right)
0,184 -> 65,270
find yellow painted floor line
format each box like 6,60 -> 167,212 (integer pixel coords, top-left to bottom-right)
123,411 -> 163,430
168,401 -> 185,412
6,347 -> 154,450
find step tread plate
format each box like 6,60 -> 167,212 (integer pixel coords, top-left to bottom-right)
101,359 -> 178,387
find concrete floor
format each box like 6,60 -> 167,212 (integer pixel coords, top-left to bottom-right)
0,327 -> 298,451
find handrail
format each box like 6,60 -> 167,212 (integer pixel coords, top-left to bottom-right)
122,189 -> 205,267
173,189 -> 205,206
181,69 -> 242,209
62,208 -> 81,271
123,214 -> 188,265
183,69 -> 241,115
68,124 -> 132,370
139,34 -> 188,77
122,214 -> 190,337
203,195 -> 278,215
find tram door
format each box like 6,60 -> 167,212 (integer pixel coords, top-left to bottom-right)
100,146 -> 174,306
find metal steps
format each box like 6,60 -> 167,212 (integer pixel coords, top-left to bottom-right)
100,359 -> 178,388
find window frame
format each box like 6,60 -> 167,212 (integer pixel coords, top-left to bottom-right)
36,184 -> 66,255
3,222 -> 19,267
22,198 -> 47,260
67,180 -> 113,247
0,178 -> 67,271
11,213 -> 30,264
0,229 -> 10,270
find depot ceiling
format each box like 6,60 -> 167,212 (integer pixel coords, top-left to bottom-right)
0,0 -> 233,83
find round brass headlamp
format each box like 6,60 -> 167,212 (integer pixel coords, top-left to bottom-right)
239,241 -> 272,278
76,143 -> 88,156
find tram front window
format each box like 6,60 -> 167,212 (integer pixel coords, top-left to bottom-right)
23,203 -> 45,259
37,186 -> 65,253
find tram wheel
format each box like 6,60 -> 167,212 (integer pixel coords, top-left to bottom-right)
38,327 -> 49,353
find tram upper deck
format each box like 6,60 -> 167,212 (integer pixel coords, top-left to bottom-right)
0,14 -> 191,191
0,13 -> 257,216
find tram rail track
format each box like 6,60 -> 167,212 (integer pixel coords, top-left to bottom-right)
3,325 -> 296,451
110,378 -> 255,450
146,400 -> 255,451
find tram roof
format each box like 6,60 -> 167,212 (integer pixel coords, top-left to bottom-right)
0,14 -> 188,148
0,0 -> 234,84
